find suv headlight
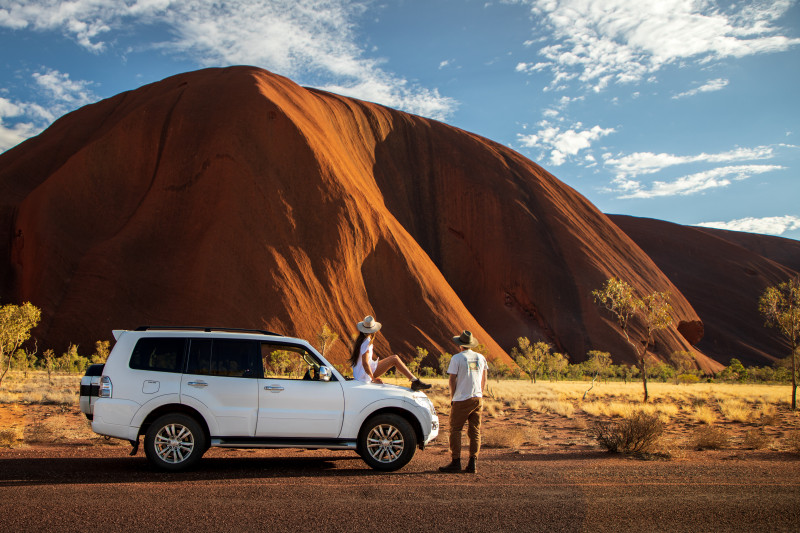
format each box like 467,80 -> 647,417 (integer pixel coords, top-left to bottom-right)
99,376 -> 112,398
413,392 -> 436,416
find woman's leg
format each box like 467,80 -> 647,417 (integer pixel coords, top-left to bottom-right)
374,355 -> 415,380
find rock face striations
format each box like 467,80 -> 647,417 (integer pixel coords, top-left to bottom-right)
1,67 -> 728,370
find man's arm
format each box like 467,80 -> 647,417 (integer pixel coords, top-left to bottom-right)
481,369 -> 487,394
448,373 -> 457,401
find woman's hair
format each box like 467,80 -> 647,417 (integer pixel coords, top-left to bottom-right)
350,332 -> 369,367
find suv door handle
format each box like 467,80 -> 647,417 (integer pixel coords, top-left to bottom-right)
187,381 -> 208,388
264,385 -> 284,392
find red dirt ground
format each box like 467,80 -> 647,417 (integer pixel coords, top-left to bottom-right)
1,404 -> 799,532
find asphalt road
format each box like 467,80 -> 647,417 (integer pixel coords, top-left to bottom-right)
1,446 -> 798,532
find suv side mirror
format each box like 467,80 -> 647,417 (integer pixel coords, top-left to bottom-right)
318,366 -> 332,382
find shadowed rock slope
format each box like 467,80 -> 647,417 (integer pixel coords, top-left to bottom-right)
0,66 -> 719,370
610,215 -> 799,366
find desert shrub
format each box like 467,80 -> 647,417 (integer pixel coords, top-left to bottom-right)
0,426 -> 23,447
593,411 -> 664,454
676,373 -> 700,384
785,432 -> 800,454
482,427 -> 526,449
743,428 -> 772,450
692,426 -> 729,450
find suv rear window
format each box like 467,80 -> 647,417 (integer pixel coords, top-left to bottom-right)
129,338 -> 186,373
186,339 -> 260,378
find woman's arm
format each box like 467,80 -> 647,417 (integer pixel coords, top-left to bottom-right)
360,347 -> 382,383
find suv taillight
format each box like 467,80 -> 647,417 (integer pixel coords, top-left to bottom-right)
99,376 -> 112,398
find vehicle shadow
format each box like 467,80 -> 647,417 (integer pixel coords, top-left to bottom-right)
0,452 -> 407,487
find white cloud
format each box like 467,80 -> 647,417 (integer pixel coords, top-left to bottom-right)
672,78 -> 729,99
0,96 -> 39,151
605,145 -> 776,178
615,164 -> 783,199
33,69 -> 96,109
516,0 -> 800,91
0,0 -> 456,120
0,69 -> 97,152
696,215 -> 800,236
518,121 -> 614,166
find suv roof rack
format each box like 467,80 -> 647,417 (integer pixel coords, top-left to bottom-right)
134,326 -> 281,336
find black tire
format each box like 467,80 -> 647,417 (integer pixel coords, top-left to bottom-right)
144,413 -> 206,472
357,413 -> 417,471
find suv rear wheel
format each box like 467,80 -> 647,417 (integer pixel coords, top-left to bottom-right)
358,414 -> 416,471
144,413 -> 206,471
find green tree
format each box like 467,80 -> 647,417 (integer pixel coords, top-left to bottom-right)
90,340 -> 111,364
0,301 -> 41,387
315,323 -> 339,358
670,350 -> 696,384
487,358 -> 510,382
593,278 -> 673,402
437,352 -> 452,377
512,337 -> 552,383
759,277 -> 800,409
546,352 -> 568,381
719,358 -> 748,383
585,350 -> 612,380
408,347 -> 427,376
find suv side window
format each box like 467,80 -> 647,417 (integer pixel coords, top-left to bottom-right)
129,338 -> 186,373
187,339 -> 260,378
261,343 -> 321,380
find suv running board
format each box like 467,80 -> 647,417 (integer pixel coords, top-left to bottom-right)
211,437 -> 357,450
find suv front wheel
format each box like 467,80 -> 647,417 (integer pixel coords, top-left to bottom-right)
144,413 -> 207,471
358,414 -> 417,471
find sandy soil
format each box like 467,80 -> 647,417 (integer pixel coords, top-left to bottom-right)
1,403 -> 799,532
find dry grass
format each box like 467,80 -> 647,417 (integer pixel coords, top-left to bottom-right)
1,372 -> 795,454
25,414 -> 97,444
693,405 -> 717,425
0,372 -> 79,405
718,399 -> 753,423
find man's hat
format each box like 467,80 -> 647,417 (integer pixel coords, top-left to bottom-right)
452,330 -> 479,348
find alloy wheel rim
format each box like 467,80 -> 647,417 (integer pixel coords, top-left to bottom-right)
366,423 -> 404,463
154,423 -> 195,464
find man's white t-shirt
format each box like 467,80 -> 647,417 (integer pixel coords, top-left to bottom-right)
447,349 -> 487,402
352,337 -> 378,382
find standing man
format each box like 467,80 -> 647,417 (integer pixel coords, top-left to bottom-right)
439,330 -> 488,474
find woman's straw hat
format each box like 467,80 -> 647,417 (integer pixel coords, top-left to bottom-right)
357,315 -> 382,334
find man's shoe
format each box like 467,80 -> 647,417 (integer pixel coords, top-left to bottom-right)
411,379 -> 432,391
438,459 -> 461,473
465,458 -> 477,474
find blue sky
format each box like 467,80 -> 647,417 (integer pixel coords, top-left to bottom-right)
1,0 -> 799,240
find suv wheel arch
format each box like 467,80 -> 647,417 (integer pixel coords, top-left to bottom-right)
139,404 -> 210,445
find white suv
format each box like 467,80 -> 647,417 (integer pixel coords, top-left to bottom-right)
80,326 -> 439,472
